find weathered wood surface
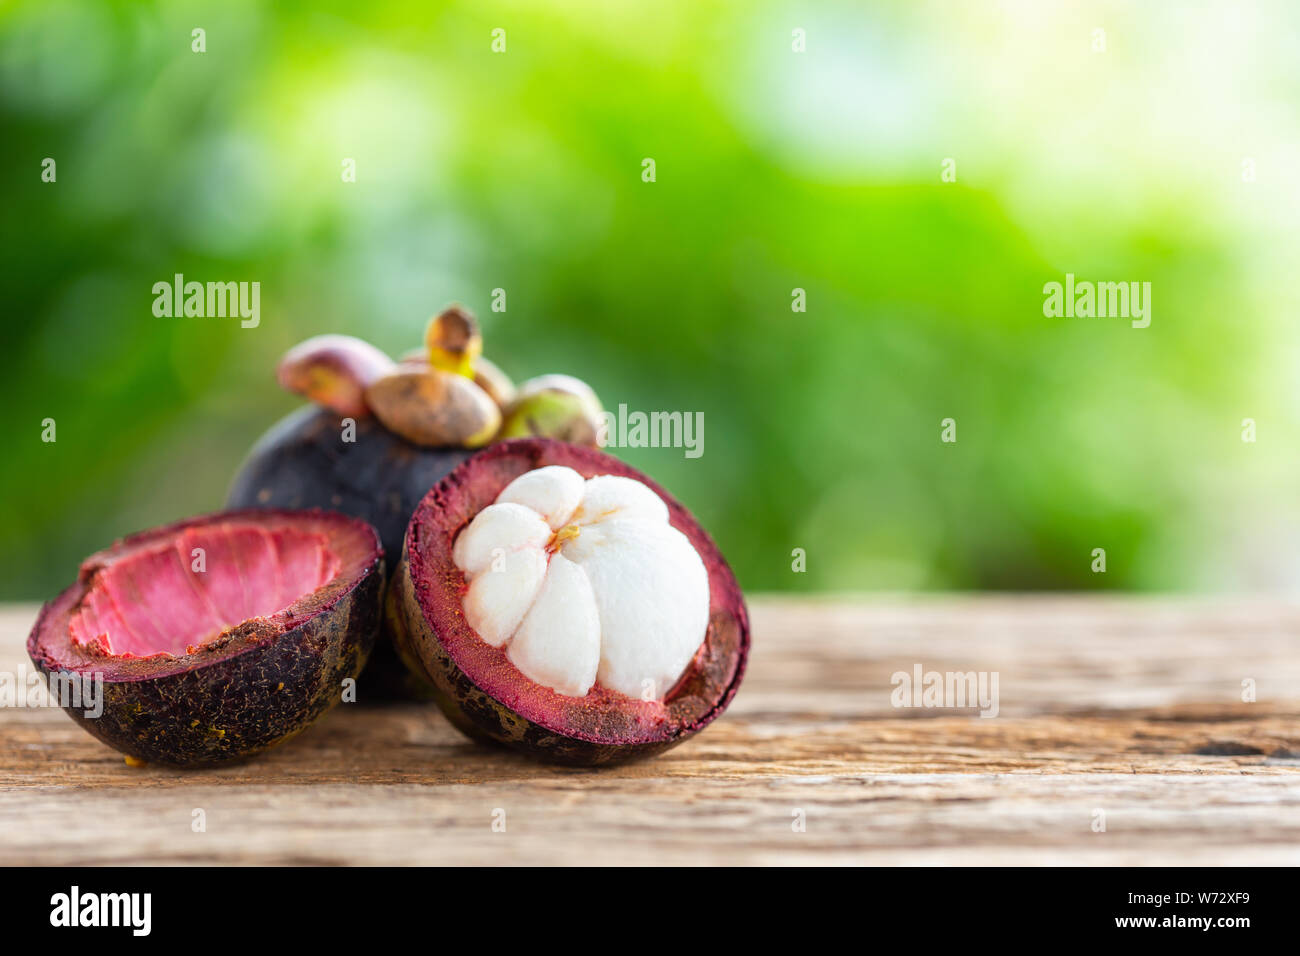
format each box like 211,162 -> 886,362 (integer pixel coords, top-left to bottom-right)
2,597 -> 1298,865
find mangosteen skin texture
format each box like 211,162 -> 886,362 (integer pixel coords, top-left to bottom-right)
387,438 -> 751,766
27,511 -> 384,768
226,405 -> 473,698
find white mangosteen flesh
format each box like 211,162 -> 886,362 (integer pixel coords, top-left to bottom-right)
451,465 -> 710,698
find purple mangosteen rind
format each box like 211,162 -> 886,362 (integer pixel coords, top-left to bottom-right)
226,405 -> 474,566
387,437 -> 750,766
27,508 -> 384,767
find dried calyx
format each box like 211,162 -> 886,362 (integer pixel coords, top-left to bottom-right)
498,374 -> 604,446
276,305 -> 601,450
365,366 -> 500,448
277,335 -> 395,419
470,356 -> 516,409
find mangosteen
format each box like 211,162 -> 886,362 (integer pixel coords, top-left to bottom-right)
387,438 -> 750,765
228,312 -> 606,699
27,509 -> 383,767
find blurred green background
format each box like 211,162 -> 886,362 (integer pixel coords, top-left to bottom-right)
3,0 -> 1299,599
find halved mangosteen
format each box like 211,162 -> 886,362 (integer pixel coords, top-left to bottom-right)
387,438 -> 750,765
27,509 -> 383,767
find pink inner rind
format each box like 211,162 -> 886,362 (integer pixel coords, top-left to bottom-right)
69,524 -> 341,658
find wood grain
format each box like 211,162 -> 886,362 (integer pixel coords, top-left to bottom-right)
2,597 -> 1299,865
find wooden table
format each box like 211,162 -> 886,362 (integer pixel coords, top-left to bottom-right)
3,597 -> 1298,865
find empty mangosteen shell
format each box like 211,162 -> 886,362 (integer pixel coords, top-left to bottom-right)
26,509 -> 383,767
226,405 -> 474,699
387,438 -> 750,766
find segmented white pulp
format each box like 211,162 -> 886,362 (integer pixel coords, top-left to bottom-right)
452,466 -> 709,698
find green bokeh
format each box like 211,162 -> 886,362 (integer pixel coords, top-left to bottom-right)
2,0 -> 1298,599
